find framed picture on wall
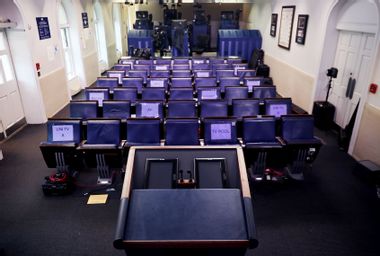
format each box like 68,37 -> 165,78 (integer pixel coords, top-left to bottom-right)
295,14 -> 309,44
278,6 -> 296,50
270,13 -> 278,37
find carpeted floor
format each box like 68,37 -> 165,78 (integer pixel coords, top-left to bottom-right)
0,116 -> 379,255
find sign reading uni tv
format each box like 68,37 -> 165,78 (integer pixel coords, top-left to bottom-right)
82,12 -> 89,28
36,17 -> 51,40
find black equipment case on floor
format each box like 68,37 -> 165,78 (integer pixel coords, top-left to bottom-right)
312,101 -> 335,130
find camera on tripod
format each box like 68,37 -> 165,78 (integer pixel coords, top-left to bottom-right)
327,67 -> 338,78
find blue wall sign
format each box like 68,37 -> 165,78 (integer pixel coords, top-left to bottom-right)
82,13 -> 89,28
36,17 -> 51,40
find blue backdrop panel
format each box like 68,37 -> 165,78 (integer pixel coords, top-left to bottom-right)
128,29 -> 154,55
217,29 -> 262,61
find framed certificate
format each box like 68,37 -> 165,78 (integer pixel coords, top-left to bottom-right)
296,14 -> 309,45
278,6 -> 295,50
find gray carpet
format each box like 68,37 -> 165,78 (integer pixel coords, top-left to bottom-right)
0,122 -> 379,255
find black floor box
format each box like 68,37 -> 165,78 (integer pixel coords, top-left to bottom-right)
312,101 -> 335,130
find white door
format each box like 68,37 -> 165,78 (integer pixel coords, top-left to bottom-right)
329,30 -> 375,128
0,30 -> 25,136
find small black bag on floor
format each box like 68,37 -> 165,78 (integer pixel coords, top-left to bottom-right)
42,172 -> 74,196
256,64 -> 270,77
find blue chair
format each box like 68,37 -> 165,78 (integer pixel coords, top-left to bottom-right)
192,63 -> 210,70
173,64 -> 190,70
203,118 -> 238,145
135,59 -> 153,65
172,70 -> 192,78
165,118 -> 199,145
281,115 -> 322,180
227,58 -> 242,65
197,87 -> 221,101
127,70 -> 148,83
113,87 -> 138,104
253,86 -> 277,103
96,77 -> 118,91
107,70 -> 125,85
146,78 -> 169,89
264,98 -> 292,118
169,88 -> 194,100
122,77 -> 144,94
173,59 -> 189,65
194,77 -> 217,89
141,88 -> 166,101
135,101 -> 164,119
219,77 -> 241,93
113,64 -> 131,73
232,99 -> 260,119
167,100 -> 197,118
224,86 -> 249,105
70,100 -> 98,119
78,119 -> 123,184
242,116 -> 283,180
216,69 -> 235,81
209,58 -> 226,65
133,64 -> 151,73
126,118 -> 161,146
154,59 -> 172,65
200,100 -> 228,118
85,88 -> 110,107
150,70 -> 170,78
40,119 -> 82,173
237,69 -> 256,79
102,100 -> 130,119
171,77 -> 192,88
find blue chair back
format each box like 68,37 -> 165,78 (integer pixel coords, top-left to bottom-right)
194,70 -> 213,78
86,119 -> 121,145
102,100 -> 130,119
243,116 -> 277,143
169,88 -> 194,100
167,100 -> 196,118
264,98 -> 292,118
224,86 -> 249,105
253,86 -> 277,100
96,77 -> 118,90
47,119 -> 81,144
107,70 -> 125,84
126,118 -> 161,145
219,77 -> 240,92
85,88 -> 110,107
203,118 -> 237,145
122,77 -> 144,93
141,88 -> 166,101
200,100 -> 228,118
69,101 -> 98,119
146,78 -> 169,89
195,77 -> 217,89
281,115 -> 315,141
165,118 -> 199,145
232,99 -> 260,119
171,77 -> 192,87
150,70 -> 170,78
113,87 -> 137,104
172,70 -> 192,78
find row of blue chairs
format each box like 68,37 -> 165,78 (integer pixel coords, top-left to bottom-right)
69,97 -> 292,120
86,85 -> 277,105
105,68 -> 256,85
40,115 -> 321,183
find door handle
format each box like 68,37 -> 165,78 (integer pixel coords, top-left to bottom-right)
345,77 -> 352,98
349,78 -> 356,99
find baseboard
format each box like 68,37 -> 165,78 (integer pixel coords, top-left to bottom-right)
0,118 -> 27,142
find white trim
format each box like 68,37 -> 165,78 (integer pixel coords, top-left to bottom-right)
348,2 -> 380,155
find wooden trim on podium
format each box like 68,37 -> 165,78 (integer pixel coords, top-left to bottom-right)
121,147 -> 136,199
123,239 -> 249,248
237,147 -> 251,198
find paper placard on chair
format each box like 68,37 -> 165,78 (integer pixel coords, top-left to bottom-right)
197,72 -> 210,78
108,73 -> 122,84
247,80 -> 261,92
211,123 -> 232,140
89,92 -> 104,106
141,103 -> 159,117
202,90 -> 218,100
155,65 -> 168,71
269,104 -> 287,117
150,80 -> 164,87
52,125 -> 74,142
234,66 -> 246,76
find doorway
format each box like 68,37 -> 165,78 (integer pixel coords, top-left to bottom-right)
0,30 -> 25,138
